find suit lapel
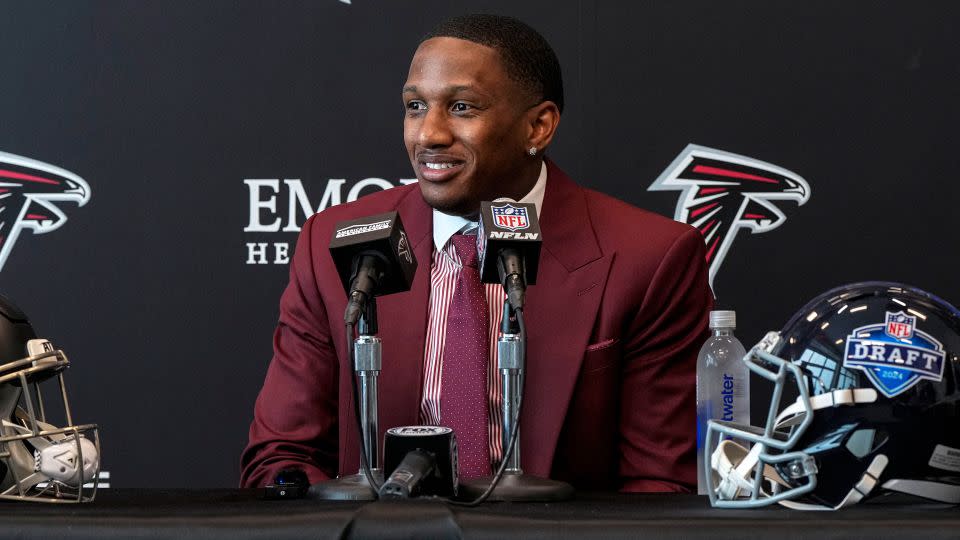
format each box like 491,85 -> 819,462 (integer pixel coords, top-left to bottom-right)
521,161 -> 613,476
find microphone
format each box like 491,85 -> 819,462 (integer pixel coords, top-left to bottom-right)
329,211 -> 417,324
379,426 -> 458,499
477,201 -> 542,311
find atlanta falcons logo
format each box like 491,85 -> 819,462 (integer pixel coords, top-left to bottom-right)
649,144 -> 809,291
0,150 -> 90,272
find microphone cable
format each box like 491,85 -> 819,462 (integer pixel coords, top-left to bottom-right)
449,306 -> 526,507
346,321 -> 383,493
345,307 -> 528,505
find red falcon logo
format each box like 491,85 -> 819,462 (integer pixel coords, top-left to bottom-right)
649,144 -> 809,291
0,151 -> 90,272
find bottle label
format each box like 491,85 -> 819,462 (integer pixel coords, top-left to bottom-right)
720,373 -> 735,421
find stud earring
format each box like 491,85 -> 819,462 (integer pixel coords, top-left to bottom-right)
528,146 -> 537,156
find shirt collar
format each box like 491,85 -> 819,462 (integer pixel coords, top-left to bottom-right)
432,160 -> 547,251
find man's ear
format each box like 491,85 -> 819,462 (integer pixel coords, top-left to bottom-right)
526,101 -> 561,152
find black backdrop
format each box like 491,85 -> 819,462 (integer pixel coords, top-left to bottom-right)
1,1 -> 957,487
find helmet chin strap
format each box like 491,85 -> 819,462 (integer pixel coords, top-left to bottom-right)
881,479 -> 960,503
1,417 -> 99,490
712,387 -> 886,510
712,439 -> 790,501
778,454 -> 887,511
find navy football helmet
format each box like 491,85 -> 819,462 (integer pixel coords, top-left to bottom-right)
707,282 -> 960,510
0,294 -> 99,502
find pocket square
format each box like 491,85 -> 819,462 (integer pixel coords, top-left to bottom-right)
585,337 -> 619,352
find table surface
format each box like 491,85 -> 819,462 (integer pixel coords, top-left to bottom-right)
1,489 -> 958,540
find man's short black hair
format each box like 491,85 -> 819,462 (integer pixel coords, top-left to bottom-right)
423,14 -> 564,114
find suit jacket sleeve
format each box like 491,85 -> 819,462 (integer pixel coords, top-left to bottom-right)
619,227 -> 712,492
239,215 -> 339,488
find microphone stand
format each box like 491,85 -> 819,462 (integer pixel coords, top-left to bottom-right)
459,303 -> 574,501
309,298 -> 383,500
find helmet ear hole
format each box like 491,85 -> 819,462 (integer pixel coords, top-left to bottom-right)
846,428 -> 889,458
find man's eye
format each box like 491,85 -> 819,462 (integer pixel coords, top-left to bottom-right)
406,101 -> 426,111
452,102 -> 472,112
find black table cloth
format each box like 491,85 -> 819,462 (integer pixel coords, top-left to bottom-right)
1,489 -> 957,539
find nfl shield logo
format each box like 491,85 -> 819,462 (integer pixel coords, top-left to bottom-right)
491,204 -> 529,231
885,311 -> 916,340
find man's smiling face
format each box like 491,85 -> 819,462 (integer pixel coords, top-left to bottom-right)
403,37 -> 536,217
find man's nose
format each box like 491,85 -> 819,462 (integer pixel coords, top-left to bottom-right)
418,108 -> 453,148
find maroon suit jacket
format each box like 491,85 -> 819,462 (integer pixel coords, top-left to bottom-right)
240,161 -> 712,492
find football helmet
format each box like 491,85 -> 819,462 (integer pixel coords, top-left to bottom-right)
706,282 -> 960,510
0,293 -> 99,502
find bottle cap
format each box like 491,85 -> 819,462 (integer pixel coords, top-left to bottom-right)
709,310 -> 736,329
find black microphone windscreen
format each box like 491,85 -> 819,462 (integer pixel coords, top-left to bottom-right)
328,211 -> 417,298
477,202 -> 542,286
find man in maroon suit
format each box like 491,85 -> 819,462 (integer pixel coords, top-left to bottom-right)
241,14 -> 712,492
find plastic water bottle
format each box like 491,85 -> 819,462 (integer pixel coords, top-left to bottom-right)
696,310 -> 749,495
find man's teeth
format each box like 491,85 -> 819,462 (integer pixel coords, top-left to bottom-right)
425,162 -> 457,170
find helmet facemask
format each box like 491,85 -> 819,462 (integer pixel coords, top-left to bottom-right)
706,332 -> 888,509
0,339 -> 100,503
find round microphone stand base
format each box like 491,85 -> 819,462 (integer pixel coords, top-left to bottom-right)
458,472 -> 574,502
308,470 -> 383,501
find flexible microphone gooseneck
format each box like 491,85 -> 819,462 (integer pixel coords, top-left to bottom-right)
343,252 -> 387,325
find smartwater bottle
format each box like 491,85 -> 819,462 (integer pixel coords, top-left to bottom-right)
696,310 -> 749,495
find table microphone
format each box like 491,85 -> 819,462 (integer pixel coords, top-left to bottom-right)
379,426 -> 458,499
329,211 -> 417,324
477,201 -> 541,311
